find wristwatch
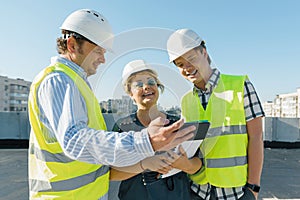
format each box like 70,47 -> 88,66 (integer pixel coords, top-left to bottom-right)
245,182 -> 260,193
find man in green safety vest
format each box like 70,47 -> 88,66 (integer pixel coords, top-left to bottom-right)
166,29 -> 264,200
28,10 -> 195,200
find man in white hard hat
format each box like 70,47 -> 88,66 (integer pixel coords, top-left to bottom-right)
28,10 -> 195,200
167,29 -> 265,200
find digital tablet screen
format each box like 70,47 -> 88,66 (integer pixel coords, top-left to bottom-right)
180,120 -> 210,140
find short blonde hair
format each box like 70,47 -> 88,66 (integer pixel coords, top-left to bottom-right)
123,70 -> 164,94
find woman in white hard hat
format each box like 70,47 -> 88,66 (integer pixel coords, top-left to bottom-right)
110,60 -> 200,200
27,9 -> 195,200
167,29 -> 264,200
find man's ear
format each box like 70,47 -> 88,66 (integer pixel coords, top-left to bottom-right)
66,37 -> 76,53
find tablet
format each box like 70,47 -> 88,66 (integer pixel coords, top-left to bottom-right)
162,121 -> 210,178
180,120 -> 210,140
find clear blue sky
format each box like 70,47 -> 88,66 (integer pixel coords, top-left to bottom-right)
1,1 -> 300,108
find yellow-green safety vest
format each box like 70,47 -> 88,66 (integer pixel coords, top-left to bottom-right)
181,74 -> 248,188
28,63 -> 109,199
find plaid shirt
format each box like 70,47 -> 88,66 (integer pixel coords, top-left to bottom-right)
191,69 -> 265,200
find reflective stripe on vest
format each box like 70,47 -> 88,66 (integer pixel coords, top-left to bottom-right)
29,144 -> 74,163
207,125 -> 247,138
30,165 -> 109,192
182,74 -> 249,187
28,63 -> 109,199
206,156 -> 247,168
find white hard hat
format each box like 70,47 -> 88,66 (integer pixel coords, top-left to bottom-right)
122,60 -> 157,85
60,9 -> 114,51
167,29 -> 203,62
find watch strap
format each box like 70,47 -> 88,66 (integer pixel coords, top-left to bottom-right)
245,182 -> 260,193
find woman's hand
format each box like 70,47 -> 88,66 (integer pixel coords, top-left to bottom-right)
170,145 -> 202,174
110,151 -> 175,180
142,151 -> 174,174
169,145 -> 190,169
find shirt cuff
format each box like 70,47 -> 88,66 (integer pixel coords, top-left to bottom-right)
133,128 -> 155,158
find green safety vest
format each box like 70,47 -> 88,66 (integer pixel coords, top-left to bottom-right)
28,63 -> 109,199
181,74 -> 248,188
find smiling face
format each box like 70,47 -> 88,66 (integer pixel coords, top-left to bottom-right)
174,47 -> 211,89
66,36 -> 106,76
128,72 -> 160,109
77,41 -> 106,76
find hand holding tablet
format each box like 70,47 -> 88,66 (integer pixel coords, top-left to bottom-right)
179,120 -> 210,140
161,120 -> 210,178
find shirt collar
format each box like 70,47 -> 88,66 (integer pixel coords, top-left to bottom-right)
50,56 -> 88,80
193,68 -> 220,94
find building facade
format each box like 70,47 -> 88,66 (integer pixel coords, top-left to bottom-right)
263,88 -> 300,118
100,95 -> 137,114
0,75 -> 31,112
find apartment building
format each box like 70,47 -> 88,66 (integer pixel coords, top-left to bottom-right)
100,95 -> 137,114
263,88 -> 300,118
262,101 -> 274,117
0,75 -> 31,112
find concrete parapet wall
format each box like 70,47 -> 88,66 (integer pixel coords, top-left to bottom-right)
0,112 -> 30,140
264,117 -> 300,142
0,113 -> 300,143
0,112 -> 125,140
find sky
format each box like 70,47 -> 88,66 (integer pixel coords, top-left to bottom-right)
1,0 -> 300,109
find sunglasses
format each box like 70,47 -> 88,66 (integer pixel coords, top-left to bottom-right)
131,78 -> 157,89
64,32 -> 97,46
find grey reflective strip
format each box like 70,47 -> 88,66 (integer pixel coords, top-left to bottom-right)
29,144 -> 74,163
206,156 -> 247,168
206,125 -> 247,138
30,165 -> 109,192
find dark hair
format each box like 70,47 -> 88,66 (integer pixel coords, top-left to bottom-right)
56,30 -> 93,54
197,41 -> 211,64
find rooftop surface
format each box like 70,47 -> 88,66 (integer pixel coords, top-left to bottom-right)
0,148 -> 299,200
